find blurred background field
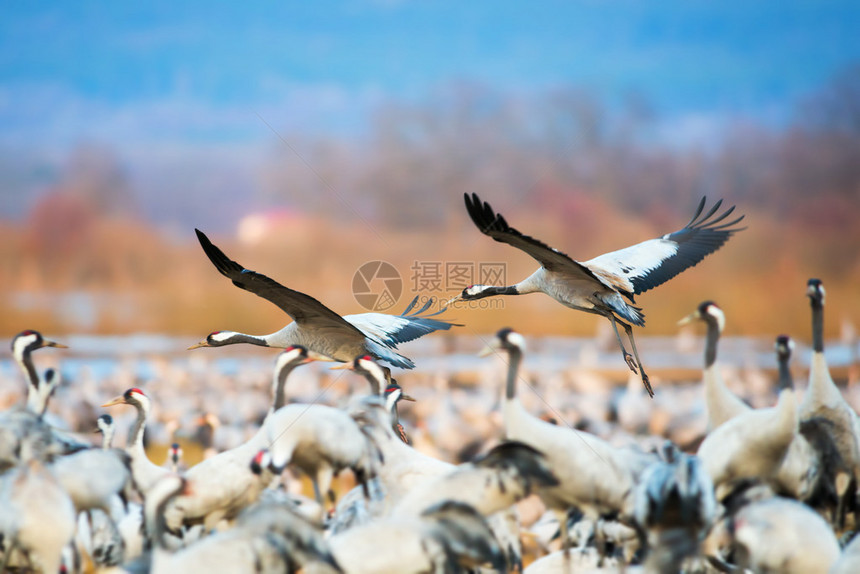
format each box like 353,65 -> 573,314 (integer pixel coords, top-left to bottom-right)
1,2 -> 859,341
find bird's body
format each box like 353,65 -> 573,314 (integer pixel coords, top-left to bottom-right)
732,496 -> 840,574
454,193 -> 745,396
49,447 -> 132,514
348,392 -> 453,507
330,501 -> 505,574
266,402 -> 377,511
0,459 -> 77,574
190,229 -> 458,369
697,337 -> 799,499
392,441 -> 558,518
633,441 -> 716,571
144,475 -> 333,574
0,368 -> 86,471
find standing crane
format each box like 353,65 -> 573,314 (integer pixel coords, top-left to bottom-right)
479,327 -> 651,557
10,329 -> 67,413
798,278 -> 860,527
678,301 -> 750,429
102,388 -> 171,496
450,194 -> 745,396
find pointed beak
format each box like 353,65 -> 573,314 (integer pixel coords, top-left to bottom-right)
329,362 -> 354,370
477,342 -> 499,358
101,396 -> 126,408
400,392 -> 417,402
677,311 -> 700,326
443,294 -> 461,309
305,350 -> 336,362
92,427 -> 102,434
43,340 -> 68,349
187,340 -> 209,350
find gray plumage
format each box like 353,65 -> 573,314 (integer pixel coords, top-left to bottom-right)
456,193 -> 745,397
190,229 -> 458,369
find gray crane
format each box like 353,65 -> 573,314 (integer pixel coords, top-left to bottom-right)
329,501 -> 505,574
189,229 -> 458,369
10,329 -> 67,413
450,193 -> 746,396
102,388 -> 172,496
678,301 -> 750,429
798,278 -> 860,528
480,328 -> 651,559
633,441 -> 716,572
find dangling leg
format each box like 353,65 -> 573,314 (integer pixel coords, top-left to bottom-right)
605,314 -> 638,374
619,320 -> 653,397
552,508 -> 573,574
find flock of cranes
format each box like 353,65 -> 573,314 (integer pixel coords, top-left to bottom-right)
1,193 -> 859,574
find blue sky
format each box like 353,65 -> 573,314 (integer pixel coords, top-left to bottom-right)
1,1 -> 859,220
3,1 -> 860,142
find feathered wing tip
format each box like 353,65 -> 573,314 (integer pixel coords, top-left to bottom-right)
399,295 -> 463,323
363,339 -> 415,369
684,197 -> 747,232
628,197 -> 747,296
237,501 -> 343,573
473,441 -> 560,488
464,192 -> 499,233
194,228 -> 245,280
423,501 -> 508,573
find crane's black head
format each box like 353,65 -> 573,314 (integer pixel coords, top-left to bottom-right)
478,327 -> 526,357
102,387 -> 149,410
188,331 -> 240,349
348,355 -> 389,381
42,367 -> 60,395
11,329 -> 67,356
384,381 -> 416,406
459,284 -> 495,301
775,335 -> 794,362
807,278 -> 825,306
679,301 -> 725,333
275,345 -> 311,370
95,413 -> 114,433
250,449 -> 270,475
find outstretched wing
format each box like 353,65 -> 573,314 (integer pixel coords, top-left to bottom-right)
195,229 -> 365,336
344,296 -> 461,348
464,193 -> 602,284
584,197 -> 746,296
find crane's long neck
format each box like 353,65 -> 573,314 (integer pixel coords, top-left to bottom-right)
129,402 -> 148,459
811,298 -> 824,354
228,332 -> 271,347
272,364 -> 300,411
484,285 -> 523,297
704,320 -> 720,368
102,427 -> 115,450
145,482 -> 182,553
777,355 -> 793,392
15,351 -> 42,413
505,349 -> 523,401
